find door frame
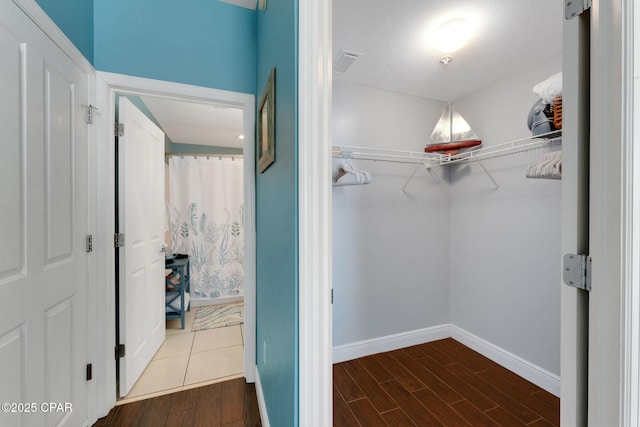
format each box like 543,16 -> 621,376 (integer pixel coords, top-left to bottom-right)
300,0 -> 639,426
90,71 -> 256,419
589,0 -> 639,424
298,0 -> 333,425
624,2 -> 640,423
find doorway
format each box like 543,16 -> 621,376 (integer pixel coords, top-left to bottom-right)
114,95 -> 249,402
90,72 -> 256,414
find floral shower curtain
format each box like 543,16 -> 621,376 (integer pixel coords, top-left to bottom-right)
169,156 -> 244,300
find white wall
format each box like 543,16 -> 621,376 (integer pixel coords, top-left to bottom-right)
332,82 -> 450,346
450,52 -> 563,375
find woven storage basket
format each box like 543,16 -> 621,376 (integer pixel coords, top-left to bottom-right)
553,96 -> 562,130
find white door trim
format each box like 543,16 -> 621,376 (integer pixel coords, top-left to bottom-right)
621,0 -> 640,424
91,72 -> 256,420
589,0 -> 636,424
298,0 -> 333,425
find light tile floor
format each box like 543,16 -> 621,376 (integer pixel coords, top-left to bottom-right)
118,306 -> 245,404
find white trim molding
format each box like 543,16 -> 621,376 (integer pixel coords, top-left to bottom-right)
298,0 -> 333,425
589,0 -> 632,424
92,72 -> 257,420
333,325 -> 450,364
450,326 -> 560,397
622,0 -> 640,424
254,366 -> 270,427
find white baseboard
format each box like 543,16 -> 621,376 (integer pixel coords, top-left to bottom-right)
332,324 -> 451,364
332,324 -> 560,397
254,366 -> 270,427
189,295 -> 243,307
450,325 -> 560,397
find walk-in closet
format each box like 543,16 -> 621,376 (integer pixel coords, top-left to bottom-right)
332,1 -> 563,424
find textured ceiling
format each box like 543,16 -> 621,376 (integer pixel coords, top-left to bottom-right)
140,96 -> 244,149
333,0 -> 563,101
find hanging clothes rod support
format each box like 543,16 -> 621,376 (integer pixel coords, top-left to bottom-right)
402,161 -> 427,192
477,160 -> 500,191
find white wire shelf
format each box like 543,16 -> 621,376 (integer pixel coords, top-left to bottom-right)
437,132 -> 561,166
332,145 -> 446,164
331,131 -> 562,191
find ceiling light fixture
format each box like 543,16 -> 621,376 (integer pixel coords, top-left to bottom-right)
238,135 -> 245,140
433,18 -> 473,54
440,55 -> 452,65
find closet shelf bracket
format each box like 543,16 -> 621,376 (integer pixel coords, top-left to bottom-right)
477,160 -> 501,192
402,161 -> 427,192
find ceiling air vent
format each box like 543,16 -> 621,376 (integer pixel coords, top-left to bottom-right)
334,50 -> 361,73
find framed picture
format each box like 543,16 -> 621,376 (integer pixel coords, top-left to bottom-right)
258,68 -> 275,173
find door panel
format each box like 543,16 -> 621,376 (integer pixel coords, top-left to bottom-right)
0,21 -> 23,282
118,97 -> 166,397
44,299 -> 73,427
0,326 -> 25,422
0,1 -> 89,426
44,64 -> 75,264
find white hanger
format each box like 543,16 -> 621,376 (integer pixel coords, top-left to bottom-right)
334,161 -> 371,185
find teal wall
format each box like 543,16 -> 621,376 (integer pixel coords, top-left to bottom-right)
164,143 -> 242,156
255,0 -> 298,425
36,0 -> 94,62
94,0 -> 256,95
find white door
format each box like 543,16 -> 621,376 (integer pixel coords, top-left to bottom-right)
0,1 -> 89,426
118,97 -> 166,397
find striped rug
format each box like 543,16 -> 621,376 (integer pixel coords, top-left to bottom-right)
191,302 -> 244,331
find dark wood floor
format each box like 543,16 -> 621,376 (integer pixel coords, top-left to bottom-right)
92,378 -> 262,427
334,338 -> 560,426
94,338 -> 558,426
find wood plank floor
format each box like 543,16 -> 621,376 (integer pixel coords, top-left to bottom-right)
93,338 -> 558,426
92,378 -> 261,427
334,338 -> 559,426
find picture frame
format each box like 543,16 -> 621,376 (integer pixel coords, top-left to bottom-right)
258,68 -> 275,173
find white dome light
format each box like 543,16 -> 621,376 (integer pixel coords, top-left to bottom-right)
433,18 -> 472,53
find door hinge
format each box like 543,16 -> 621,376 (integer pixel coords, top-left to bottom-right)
86,104 -> 98,124
115,344 -> 125,360
565,0 -> 591,20
115,122 -> 125,137
114,233 -> 125,248
86,363 -> 93,381
86,235 -> 93,253
563,254 -> 592,291
331,289 -> 334,304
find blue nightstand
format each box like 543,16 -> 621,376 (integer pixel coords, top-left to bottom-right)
165,256 -> 191,329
